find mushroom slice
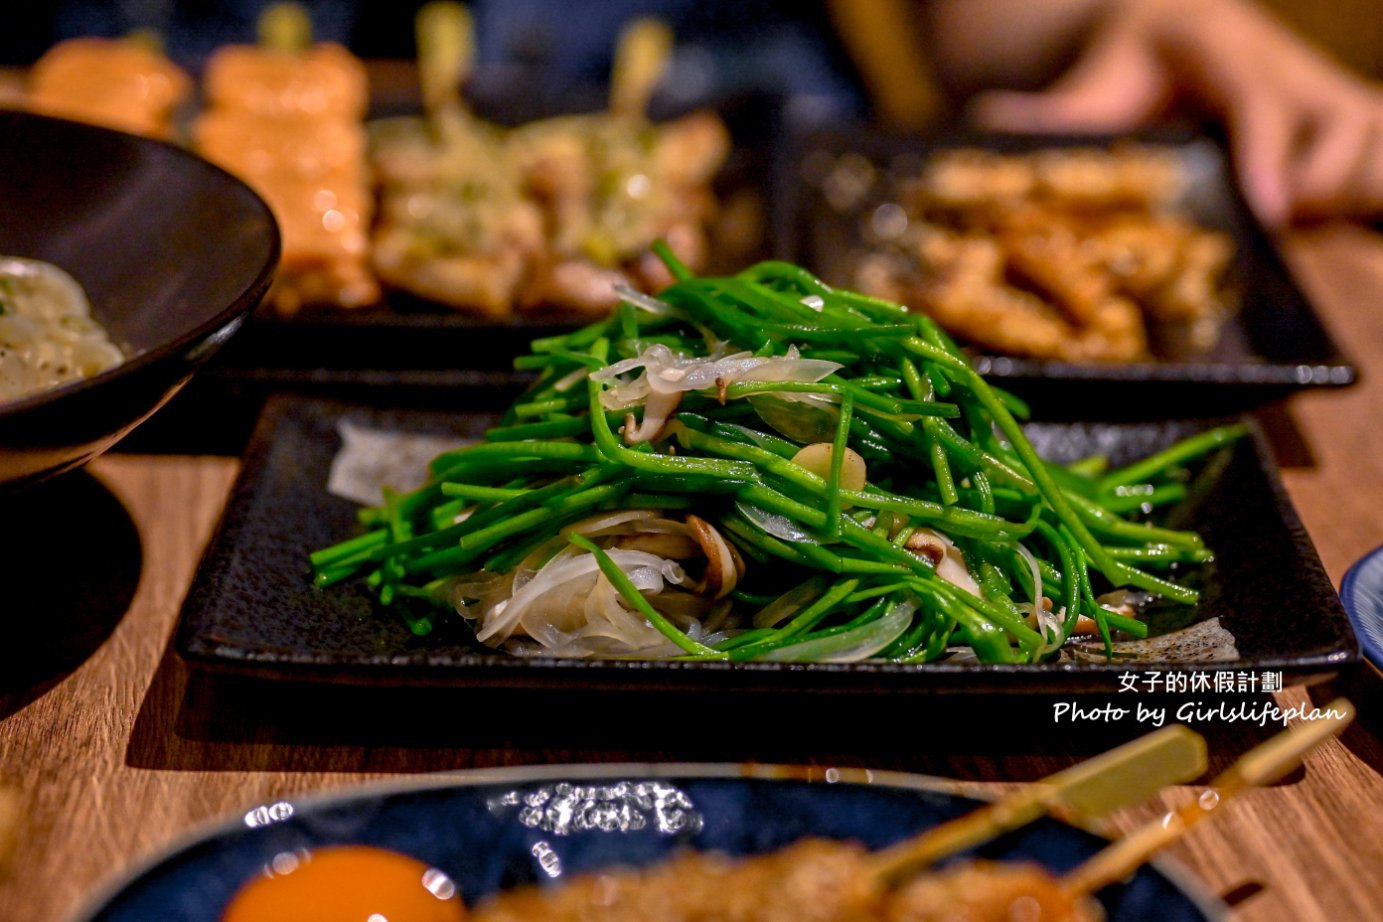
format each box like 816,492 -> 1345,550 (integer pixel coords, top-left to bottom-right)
685,514 -> 741,600
906,528 -> 982,597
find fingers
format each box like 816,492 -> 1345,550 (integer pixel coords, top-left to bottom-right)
1286,87 -> 1383,220
970,31 -> 1169,133
965,0 -> 1383,225
1226,94 -> 1296,229
1289,114 -> 1372,217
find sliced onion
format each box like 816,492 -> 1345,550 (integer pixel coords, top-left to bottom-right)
702,599 -> 735,634
1014,541 -> 1045,609
561,509 -> 663,537
648,590 -> 718,625
749,393 -> 840,443
599,375 -> 651,410
614,283 -> 679,315
622,388 -> 681,443
509,537 -> 574,594
1014,541 -> 1062,655
474,548 -> 686,643
760,599 -> 915,663
735,500 -> 823,545
577,573 -> 663,647
1095,589 -> 1156,612
752,574 -> 829,628
591,343 -> 842,409
552,366 -> 589,392
446,570 -> 513,619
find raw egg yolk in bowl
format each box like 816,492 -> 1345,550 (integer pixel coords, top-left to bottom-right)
221,844 -> 466,921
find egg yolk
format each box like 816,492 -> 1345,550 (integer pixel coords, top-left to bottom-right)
221,844 -> 466,922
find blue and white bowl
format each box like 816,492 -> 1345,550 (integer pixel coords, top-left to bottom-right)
1341,545 -> 1383,674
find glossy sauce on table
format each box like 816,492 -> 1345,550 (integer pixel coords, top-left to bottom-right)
2,225 -> 1383,922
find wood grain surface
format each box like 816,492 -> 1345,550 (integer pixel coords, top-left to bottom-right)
2,225 -> 1383,922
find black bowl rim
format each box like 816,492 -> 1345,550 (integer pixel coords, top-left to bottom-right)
0,108 -> 282,420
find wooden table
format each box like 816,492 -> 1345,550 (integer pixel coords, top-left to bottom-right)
3,223 -> 1383,921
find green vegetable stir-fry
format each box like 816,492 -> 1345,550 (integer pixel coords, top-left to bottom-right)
311,247 -> 1244,664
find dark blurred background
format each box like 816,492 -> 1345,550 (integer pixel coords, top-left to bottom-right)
0,0 -> 873,136
4,1 -> 1383,107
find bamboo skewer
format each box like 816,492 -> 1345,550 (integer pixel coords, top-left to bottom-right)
1062,698 -> 1356,898
609,18 -> 673,122
869,725 -> 1208,887
257,2 -> 312,53
416,1 -> 474,122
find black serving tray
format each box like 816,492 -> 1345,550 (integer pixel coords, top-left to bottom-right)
173,394 -> 1357,694
773,128 -> 1358,417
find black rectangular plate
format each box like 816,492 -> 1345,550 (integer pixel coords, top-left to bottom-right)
772,128 -> 1357,417
215,300 -> 580,375
174,394 -> 1357,694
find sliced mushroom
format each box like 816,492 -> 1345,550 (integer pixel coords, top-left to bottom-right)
685,514 -> 740,600
904,531 -> 947,566
905,527 -> 982,597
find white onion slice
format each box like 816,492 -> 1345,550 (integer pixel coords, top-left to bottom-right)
752,575 -> 828,628
474,548 -> 687,643
561,509 -> 663,537
761,599 -> 915,663
592,343 -> 842,413
735,500 -> 823,545
1014,541 -> 1063,655
622,388 -> 681,443
614,284 -> 679,315
748,393 -> 839,443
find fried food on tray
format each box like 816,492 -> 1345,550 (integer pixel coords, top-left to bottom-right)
922,146 -> 1181,213
368,8 -> 729,320
195,43 -> 379,314
851,146 -> 1233,363
368,108 -> 729,319
27,37 -> 190,138
511,109 -> 730,313
471,840 -> 1099,922
370,112 -> 545,319
858,225 -> 1148,363
203,42 -> 368,120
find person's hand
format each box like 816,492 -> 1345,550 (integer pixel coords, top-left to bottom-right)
969,0 -> 1383,228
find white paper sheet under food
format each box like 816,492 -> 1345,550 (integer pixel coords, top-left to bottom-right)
327,421 -> 471,506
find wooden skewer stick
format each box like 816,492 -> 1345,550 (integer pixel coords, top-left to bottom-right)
416,1 -> 474,120
258,2 -> 313,54
609,17 -> 673,122
1062,698 -> 1356,898
869,724 -> 1208,887
123,28 -> 166,55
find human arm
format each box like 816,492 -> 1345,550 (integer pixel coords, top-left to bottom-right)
924,0 -> 1383,227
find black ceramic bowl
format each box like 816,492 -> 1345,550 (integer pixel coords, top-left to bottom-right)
0,109 -> 279,487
